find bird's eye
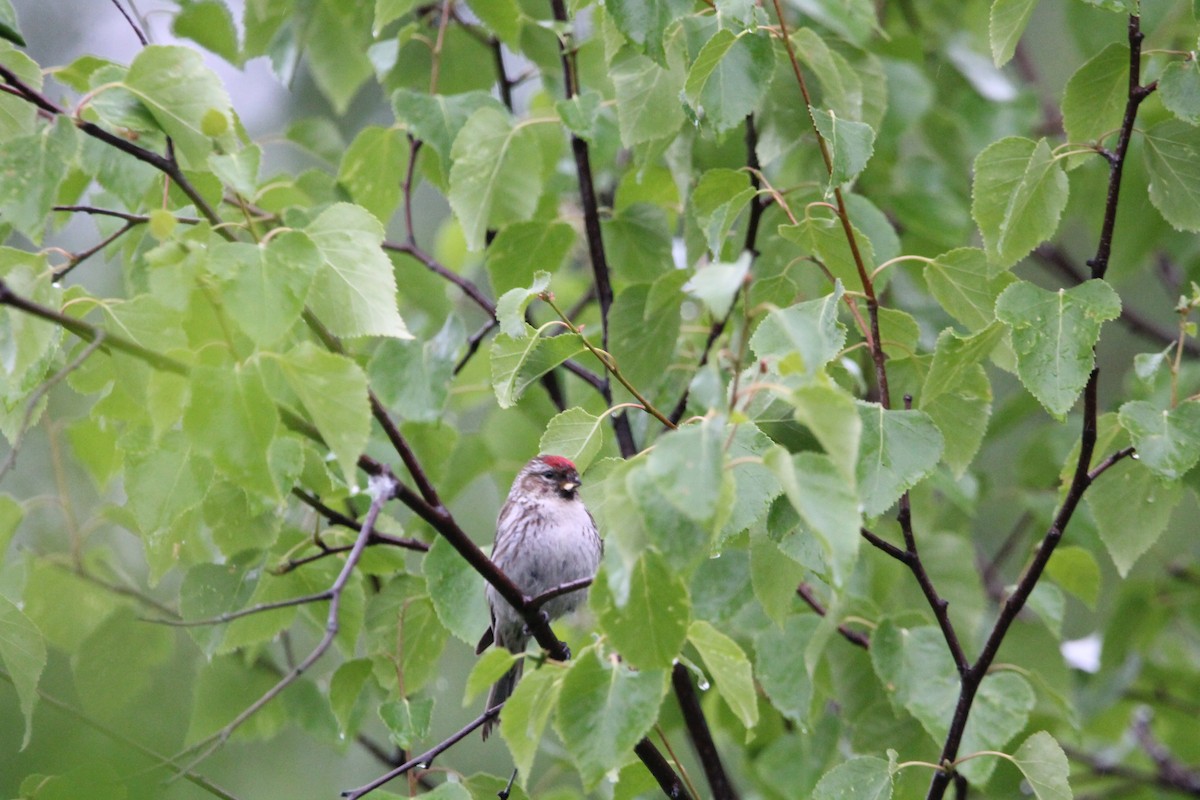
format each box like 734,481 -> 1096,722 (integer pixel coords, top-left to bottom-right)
541,470 -> 556,478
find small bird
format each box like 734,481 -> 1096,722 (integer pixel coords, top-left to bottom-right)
476,455 -> 602,739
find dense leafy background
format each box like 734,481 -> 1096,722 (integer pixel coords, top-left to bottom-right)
3,1 -> 1200,799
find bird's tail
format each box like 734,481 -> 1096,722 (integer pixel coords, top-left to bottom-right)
481,659 -> 524,740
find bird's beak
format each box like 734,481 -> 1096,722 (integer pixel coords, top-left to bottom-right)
560,480 -> 579,493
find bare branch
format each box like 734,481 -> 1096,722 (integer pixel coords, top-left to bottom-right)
167,471 -> 398,775
341,705 -> 502,799
796,583 -> 869,650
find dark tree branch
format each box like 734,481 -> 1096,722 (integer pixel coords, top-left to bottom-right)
547,0 -> 637,459
0,279 -> 190,375
898,491 -> 969,673
341,705 -> 502,799
672,663 -> 740,800
55,221 -> 138,278
1088,18 -> 1155,283
109,0 -> 149,45
527,576 -> 593,611
796,583 -> 870,650
860,526 -> 908,562
925,18 -> 1152,799
0,65 -> 226,231
1065,743 -> 1200,797
635,737 -> 697,800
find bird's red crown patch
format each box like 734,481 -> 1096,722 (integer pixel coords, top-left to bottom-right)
539,455 -> 576,471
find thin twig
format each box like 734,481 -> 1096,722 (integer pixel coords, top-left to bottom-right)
796,583 -> 870,649
167,471 -> 398,775
341,705 -> 502,799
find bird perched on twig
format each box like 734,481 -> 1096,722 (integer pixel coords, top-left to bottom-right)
476,455 -> 602,739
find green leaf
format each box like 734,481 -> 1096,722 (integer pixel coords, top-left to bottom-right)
123,45 -> 233,168
468,0 -> 522,47
391,89 -> 502,166
989,0 -> 1038,67
595,551 -> 691,670
688,620 -> 758,730
778,214 -> 876,289
277,342 -> 369,485
790,385 -> 862,481
500,664 -> 565,781
1160,58 -> 1200,125
995,280 -> 1121,418
923,325 -> 1004,404
925,248 -> 1016,332
1118,400 -> 1200,479
1011,731 -> 1072,800
554,647 -> 668,789
0,119 -> 76,243
304,0 -> 373,114
765,447 -> 861,587
209,232 -> 320,346
379,696 -> 434,749
1045,545 -> 1100,608
922,357 -> 993,477
1143,119 -> 1200,232
972,137 -> 1069,268
369,317 -> 461,422
306,203 -> 413,339
539,407 -> 605,473
423,534 -> 488,646
856,404 -> 944,517
645,419 -> 726,527
607,279 -> 682,401
750,286 -> 846,376
1086,458 -> 1181,576
1062,43 -> 1129,145
125,432 -> 210,577
495,271 -> 551,338
448,106 -> 542,251
754,614 -> 819,723
691,168 -> 756,256
610,45 -> 686,147
0,494 -> 20,554
464,648 -> 518,705
374,0 -> 416,35
813,757 -> 893,800
0,251 -> 61,401
555,90 -> 603,142
183,363 -> 280,499
684,29 -> 775,134
490,326 -> 587,409
0,595 -> 45,749
337,126 -> 408,224
486,221 -> 576,297
606,0 -> 688,65
173,1 -> 241,65
209,144 -> 260,197
73,611 -> 173,720
329,658 -> 374,738
684,252 -> 751,319
811,107 -> 876,191
0,0 -> 25,46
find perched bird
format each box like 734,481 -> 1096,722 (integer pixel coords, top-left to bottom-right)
476,455 -> 602,739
